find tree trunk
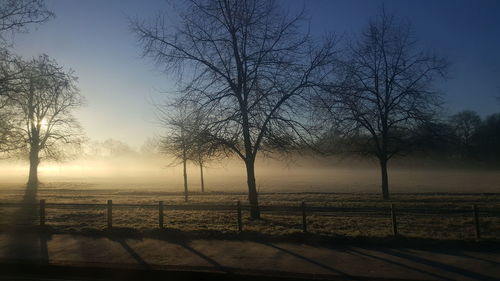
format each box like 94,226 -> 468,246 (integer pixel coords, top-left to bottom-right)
380,158 -> 389,200
199,162 -> 205,192
28,146 -> 39,187
183,157 -> 188,202
241,99 -> 260,219
27,84 -> 39,187
245,158 -> 260,219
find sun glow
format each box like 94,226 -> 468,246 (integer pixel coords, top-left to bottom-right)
33,117 -> 48,128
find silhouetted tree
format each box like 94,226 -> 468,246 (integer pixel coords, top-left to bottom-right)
193,141 -> 209,193
0,51 -> 24,153
320,11 -> 447,199
187,110 -> 226,193
6,55 -> 84,186
0,0 -> 53,153
133,0 -> 334,218
412,120 -> 455,158
475,113 -> 500,164
159,102 -> 224,198
140,136 -> 160,156
0,0 -> 53,45
101,138 -> 136,157
159,104 -> 194,201
449,110 -> 481,160
0,92 -> 13,154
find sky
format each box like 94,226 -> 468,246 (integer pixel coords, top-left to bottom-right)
11,0 -> 500,149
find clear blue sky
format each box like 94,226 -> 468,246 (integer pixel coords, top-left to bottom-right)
12,0 -> 500,148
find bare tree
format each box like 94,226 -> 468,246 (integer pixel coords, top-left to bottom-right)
6,55 -> 84,186
159,104 -> 194,201
133,0 -> 334,218
0,0 -> 53,152
185,108 -> 225,193
0,51 -> 27,153
449,110 -> 481,159
193,140 -> 210,193
159,101 -> 223,199
0,0 -> 53,45
320,11 -> 447,200
140,136 -> 161,156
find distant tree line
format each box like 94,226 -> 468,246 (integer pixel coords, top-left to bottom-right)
319,110 -> 500,165
419,111 -> 500,165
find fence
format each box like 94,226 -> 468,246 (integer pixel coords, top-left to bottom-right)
1,199 -> 498,240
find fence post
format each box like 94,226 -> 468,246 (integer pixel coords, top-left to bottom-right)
107,200 -> 112,229
391,203 -> 398,236
301,201 -> 307,233
40,199 -> 46,226
472,205 -> 480,240
237,200 -> 242,233
159,201 -> 164,228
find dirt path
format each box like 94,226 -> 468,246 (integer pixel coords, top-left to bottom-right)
0,233 -> 498,280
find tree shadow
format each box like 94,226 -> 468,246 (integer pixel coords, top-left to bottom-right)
429,248 -> 500,266
100,228 -> 231,274
4,225 -> 498,281
346,248 -> 457,281
149,232 -> 233,274
260,241 -> 349,276
178,241 -> 233,273
376,248 -> 498,281
5,183 -> 51,263
114,238 -> 151,270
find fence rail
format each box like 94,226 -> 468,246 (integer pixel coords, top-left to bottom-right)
1,200 -> 498,240
2,202 -> 499,213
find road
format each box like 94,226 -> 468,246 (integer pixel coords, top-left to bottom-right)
0,232 -> 498,280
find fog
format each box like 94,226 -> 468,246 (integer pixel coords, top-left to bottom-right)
1,154 -> 499,193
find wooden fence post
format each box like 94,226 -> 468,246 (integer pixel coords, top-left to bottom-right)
301,201 -> 307,233
472,205 -> 480,240
391,203 -> 398,236
237,200 -> 242,233
159,201 -> 164,228
107,200 -> 112,229
40,199 -> 45,226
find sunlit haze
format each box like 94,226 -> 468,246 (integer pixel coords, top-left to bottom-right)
0,1 -> 499,279
10,0 -> 500,149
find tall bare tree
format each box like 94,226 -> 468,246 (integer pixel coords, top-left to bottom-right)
6,55 -> 84,186
0,0 -> 53,152
184,107 -> 225,193
193,137 -> 211,193
320,11 -> 447,199
159,104 -> 193,201
133,0 -> 334,218
159,102 -> 222,199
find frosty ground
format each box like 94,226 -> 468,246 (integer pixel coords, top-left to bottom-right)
0,182 -> 499,241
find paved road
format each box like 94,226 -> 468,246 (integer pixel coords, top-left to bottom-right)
0,233 -> 499,281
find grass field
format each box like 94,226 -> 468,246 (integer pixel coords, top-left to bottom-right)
0,181 -> 499,241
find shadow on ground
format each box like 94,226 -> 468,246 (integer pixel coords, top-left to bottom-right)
0,226 -> 498,281
1,195 -> 500,281
3,184 -> 52,263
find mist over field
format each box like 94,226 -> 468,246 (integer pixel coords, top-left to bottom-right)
1,2 -> 500,281
1,154 -> 498,193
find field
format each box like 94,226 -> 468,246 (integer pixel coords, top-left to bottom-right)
0,180 -> 499,241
